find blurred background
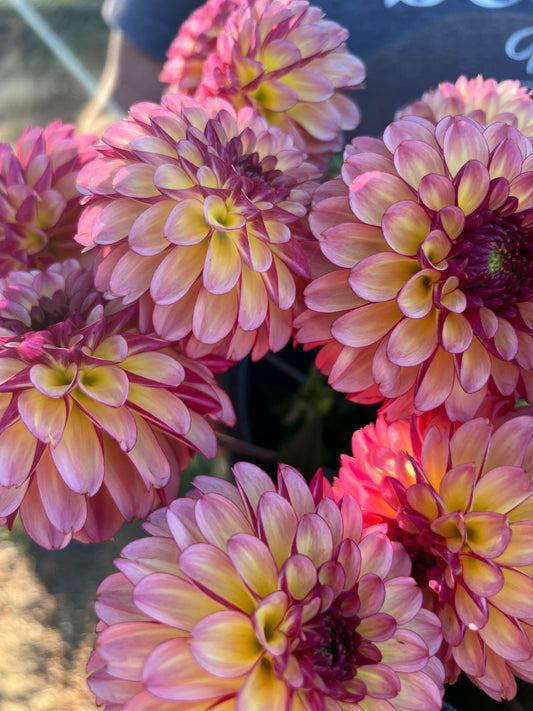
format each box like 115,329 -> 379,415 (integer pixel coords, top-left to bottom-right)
0,0 -> 108,146
0,2 -> 113,708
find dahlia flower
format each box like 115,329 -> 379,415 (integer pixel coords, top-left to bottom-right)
160,0 -> 243,96
0,121 -> 95,275
193,0 -> 365,159
0,259 -> 234,549
88,461 -> 445,710
398,76 -> 533,138
296,114 -> 533,421
76,95 -> 319,362
331,412 -> 533,700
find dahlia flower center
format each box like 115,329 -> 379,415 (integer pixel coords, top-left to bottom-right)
0,289 -> 80,338
307,605 -> 381,700
29,291 -> 79,332
392,519 -> 452,602
0,268 -> 104,339
224,138 -> 293,199
451,208 -> 533,307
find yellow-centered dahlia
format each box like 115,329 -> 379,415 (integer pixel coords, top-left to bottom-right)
193,0 -> 365,160
398,76 -> 533,138
331,412 -> 533,700
296,114 -> 533,421
0,121 -> 95,274
88,461 -> 444,710
76,95 -> 319,362
0,259 -> 234,549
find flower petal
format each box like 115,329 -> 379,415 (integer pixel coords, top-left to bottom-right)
134,572 -> 223,630
191,610 -> 262,678
349,171 -> 415,226
51,406 -> 104,495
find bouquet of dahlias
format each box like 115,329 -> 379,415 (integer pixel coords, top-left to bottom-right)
2,1 -> 533,709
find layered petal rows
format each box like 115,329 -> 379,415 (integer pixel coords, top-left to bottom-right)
164,0 -> 365,160
296,114 -> 533,421
331,412 -> 533,700
0,260 -> 234,548
398,76 -> 533,138
76,96 -> 320,362
160,0 -> 243,96
88,462 -> 444,710
0,121 -> 95,274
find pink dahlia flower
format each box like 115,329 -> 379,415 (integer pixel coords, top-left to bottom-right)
160,0 -> 243,96
398,76 -> 533,138
76,96 -> 319,362
0,121 -> 95,275
193,0 -> 365,160
0,259 -> 234,549
296,114 -> 533,421
88,462 -> 444,710
331,413 -> 533,700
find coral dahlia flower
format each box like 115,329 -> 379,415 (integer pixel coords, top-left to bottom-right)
88,461 -> 444,710
76,95 -> 319,362
160,0 -> 243,96
331,412 -> 533,700
0,121 -> 95,275
193,0 -> 365,159
0,259 -> 234,549
398,76 -> 533,138
296,114 -> 533,421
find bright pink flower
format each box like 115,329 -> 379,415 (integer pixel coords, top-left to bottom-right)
331,413 -> 533,700
398,76 -> 533,138
0,259 -> 234,549
193,0 -> 365,160
296,114 -> 533,421
0,121 -> 95,274
160,0 -> 243,96
76,96 -> 320,362
88,462 -> 444,710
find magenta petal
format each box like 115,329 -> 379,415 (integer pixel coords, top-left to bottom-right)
143,637 -> 237,701
36,449 -> 87,533
129,201 -> 173,256
0,418 -> 37,487
393,139 -> 445,190
332,302 -> 401,348
257,492 -> 298,569
232,461 -> 276,516
179,543 -> 255,613
227,533 -> 279,598
349,171 -> 415,226
97,621 -> 181,682
414,348 -> 454,412
92,198 -> 145,245
134,572 -> 223,630
151,245 -> 205,305
193,288 -> 238,344
350,253 -> 419,302
441,118 -> 489,177
203,232 -> 242,295
194,493 -> 255,549
459,338 -> 491,393
19,475 -> 71,549
387,311 -> 438,367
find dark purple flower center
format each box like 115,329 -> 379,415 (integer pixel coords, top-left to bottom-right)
0,268 -> 102,338
303,603 -> 382,701
450,207 -> 533,310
